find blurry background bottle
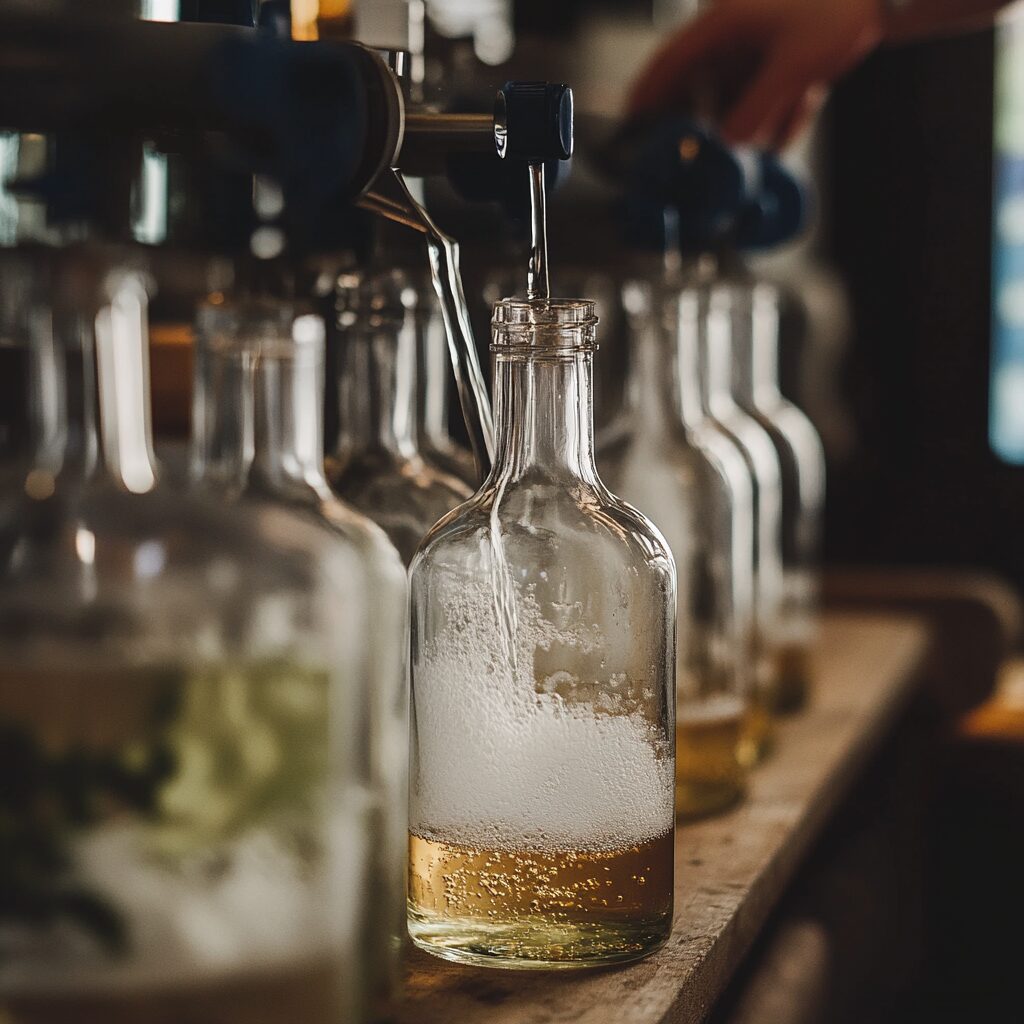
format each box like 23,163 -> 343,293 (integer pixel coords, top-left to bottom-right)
699,284 -> 784,764
408,297 -> 676,968
190,294 -> 408,1012
325,269 -> 472,564
602,278 -> 755,820
730,281 -> 825,712
0,248 -> 368,1023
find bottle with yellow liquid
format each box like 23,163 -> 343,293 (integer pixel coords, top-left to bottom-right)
601,276 -> 755,821
730,282 -> 825,713
698,287 -> 784,763
409,297 -> 676,969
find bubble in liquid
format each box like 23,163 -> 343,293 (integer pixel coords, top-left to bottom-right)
412,574 -> 673,853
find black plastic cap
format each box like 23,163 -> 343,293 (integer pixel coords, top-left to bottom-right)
495,82 -> 573,163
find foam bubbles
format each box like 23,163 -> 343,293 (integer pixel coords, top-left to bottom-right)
411,575 -> 674,853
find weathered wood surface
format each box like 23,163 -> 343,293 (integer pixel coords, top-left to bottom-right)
391,612 -> 930,1024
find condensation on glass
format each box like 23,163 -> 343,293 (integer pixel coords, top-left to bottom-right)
601,280 -> 754,820
729,282 -> 825,712
191,295 -> 409,1007
325,269 -> 472,565
408,297 -> 676,969
0,249 -> 368,1023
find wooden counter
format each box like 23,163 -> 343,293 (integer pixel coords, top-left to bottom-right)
392,612 -> 930,1024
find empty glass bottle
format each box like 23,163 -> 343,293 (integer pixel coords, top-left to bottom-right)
601,280 -> 754,820
191,295 -> 408,1009
408,297 -> 676,969
699,285 -> 784,764
730,282 -> 825,712
325,270 -> 472,565
415,282 -> 478,488
0,248 -> 368,1022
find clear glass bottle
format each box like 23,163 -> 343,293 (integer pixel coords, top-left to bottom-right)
190,295 -> 409,1007
483,266 -> 626,436
730,282 -> 825,712
699,285 -> 784,764
325,269 -> 472,565
0,248 -> 368,1022
408,297 -> 676,969
601,280 -> 754,820
415,282 -> 478,488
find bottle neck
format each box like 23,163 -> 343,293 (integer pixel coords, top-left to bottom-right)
729,288 -> 757,408
749,285 -> 782,409
624,307 -> 678,441
416,301 -> 454,449
731,286 -> 783,410
93,274 -> 158,494
490,352 -> 599,486
19,303 -> 97,487
673,293 -> 707,431
193,309 -> 329,502
251,347 -> 329,497
699,293 -> 737,421
333,308 -> 418,461
9,263 -> 159,495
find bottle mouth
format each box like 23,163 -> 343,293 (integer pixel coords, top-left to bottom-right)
490,297 -> 599,353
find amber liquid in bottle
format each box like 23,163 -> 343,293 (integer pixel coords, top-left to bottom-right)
408,830 -> 674,968
675,695 -> 747,820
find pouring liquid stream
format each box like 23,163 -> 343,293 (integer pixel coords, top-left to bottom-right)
489,163 -> 554,678
526,162 -> 550,302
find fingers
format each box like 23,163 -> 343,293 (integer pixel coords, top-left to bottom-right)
719,49 -> 811,144
628,9 -> 735,115
772,83 -> 827,148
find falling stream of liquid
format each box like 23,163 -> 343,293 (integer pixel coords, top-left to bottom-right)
366,165 -> 552,687
488,163 -> 553,678
526,163 -> 550,302
359,170 -> 494,483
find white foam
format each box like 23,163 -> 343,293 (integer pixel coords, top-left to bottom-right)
411,574 -> 674,853
0,807 -> 362,995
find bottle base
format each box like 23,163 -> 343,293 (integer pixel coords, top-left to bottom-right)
408,912 -> 672,970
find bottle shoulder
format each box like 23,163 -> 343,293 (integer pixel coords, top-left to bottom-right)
326,450 -> 471,506
763,402 -> 826,466
712,406 -> 782,487
0,482 -> 369,666
411,474 -> 675,582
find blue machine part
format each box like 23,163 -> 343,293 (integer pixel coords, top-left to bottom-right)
733,151 -> 809,250
624,118 -> 743,251
622,116 -> 809,253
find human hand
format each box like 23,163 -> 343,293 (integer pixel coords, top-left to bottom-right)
628,0 -> 888,148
